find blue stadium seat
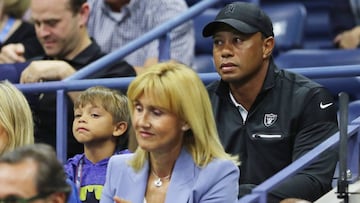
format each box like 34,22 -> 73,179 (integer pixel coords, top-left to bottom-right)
193,8 -> 218,73
274,49 -> 360,101
0,62 -> 30,83
194,55 -> 215,73
261,0 -> 334,49
348,100 -> 360,123
275,49 -> 360,68
262,3 -> 307,55
316,77 -> 360,102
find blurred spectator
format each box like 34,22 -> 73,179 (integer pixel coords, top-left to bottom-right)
0,143 -> 71,203
0,0 -> 43,62
0,80 -> 34,155
0,0 -> 136,158
0,81 -> 80,203
87,0 -> 195,71
0,0 -> 195,73
330,0 -> 360,49
65,86 -> 132,203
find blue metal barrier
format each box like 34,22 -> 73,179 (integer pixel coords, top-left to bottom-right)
15,64 -> 360,93
15,65 -> 360,93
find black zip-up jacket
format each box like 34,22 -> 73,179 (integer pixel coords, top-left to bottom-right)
207,59 -> 338,202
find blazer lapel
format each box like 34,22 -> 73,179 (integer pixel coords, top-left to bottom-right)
165,148 -> 197,203
123,160 -> 149,203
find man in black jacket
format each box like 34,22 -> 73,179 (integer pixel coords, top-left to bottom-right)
203,2 -> 338,202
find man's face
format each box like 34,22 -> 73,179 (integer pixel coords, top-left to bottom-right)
31,0 -> 85,59
212,25 -> 267,84
0,160 -> 40,202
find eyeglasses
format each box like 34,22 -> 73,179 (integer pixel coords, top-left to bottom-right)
0,192 -> 50,203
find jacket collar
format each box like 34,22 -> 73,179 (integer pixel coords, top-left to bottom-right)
41,39 -> 102,71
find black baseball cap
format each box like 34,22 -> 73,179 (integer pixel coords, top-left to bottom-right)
202,2 -> 274,38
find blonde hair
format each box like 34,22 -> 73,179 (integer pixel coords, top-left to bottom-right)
74,86 -> 131,149
3,0 -> 30,18
127,62 -> 239,171
0,80 -> 34,155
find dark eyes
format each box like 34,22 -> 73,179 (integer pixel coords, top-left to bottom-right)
73,113 -> 100,118
152,109 -> 162,116
90,114 -> 100,118
234,37 -> 243,43
213,37 -> 244,46
134,104 -> 143,112
34,20 -> 59,27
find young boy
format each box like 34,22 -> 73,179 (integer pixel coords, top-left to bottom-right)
64,86 -> 132,203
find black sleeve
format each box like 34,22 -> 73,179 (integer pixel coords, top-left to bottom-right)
329,0 -> 357,37
90,60 -> 136,79
269,87 -> 339,202
3,22 -> 44,59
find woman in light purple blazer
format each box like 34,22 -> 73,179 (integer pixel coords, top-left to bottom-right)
100,62 -> 240,203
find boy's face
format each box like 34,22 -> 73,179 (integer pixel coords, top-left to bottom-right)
31,0 -> 87,59
73,102 -> 118,144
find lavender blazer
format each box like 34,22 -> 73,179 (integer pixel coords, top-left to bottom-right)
100,148 -> 239,203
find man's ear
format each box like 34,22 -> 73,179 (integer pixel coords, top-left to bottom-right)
79,2 -> 90,27
263,36 -> 275,59
113,121 -> 128,137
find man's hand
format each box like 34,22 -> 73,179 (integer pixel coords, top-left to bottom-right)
280,198 -> 310,203
20,60 -> 76,83
0,43 -> 26,63
20,60 -> 81,102
334,26 -> 360,49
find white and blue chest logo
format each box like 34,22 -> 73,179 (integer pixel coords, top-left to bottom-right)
264,113 -> 278,127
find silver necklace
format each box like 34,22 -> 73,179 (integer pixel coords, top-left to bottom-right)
151,170 -> 171,187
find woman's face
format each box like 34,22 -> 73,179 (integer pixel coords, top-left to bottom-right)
0,122 -> 9,154
132,94 -> 185,154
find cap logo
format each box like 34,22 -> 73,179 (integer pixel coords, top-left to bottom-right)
224,4 -> 235,15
